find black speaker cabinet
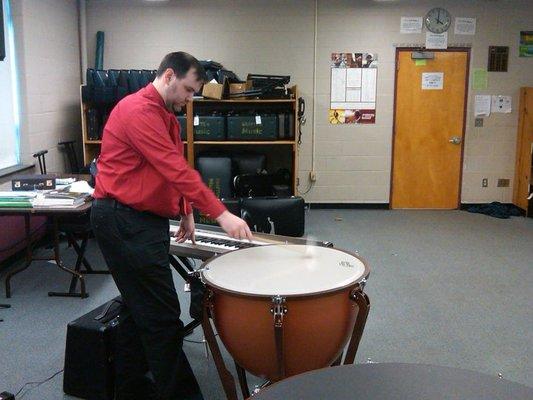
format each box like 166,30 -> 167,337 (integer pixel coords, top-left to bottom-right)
63,297 -> 122,400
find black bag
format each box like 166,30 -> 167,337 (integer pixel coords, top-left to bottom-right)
63,297 -> 122,400
231,153 -> 266,175
196,155 -> 233,198
234,169 -> 291,197
241,196 -> 305,237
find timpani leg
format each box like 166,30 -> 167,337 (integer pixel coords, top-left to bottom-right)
201,294 -> 238,400
343,289 -> 370,365
235,362 -> 251,399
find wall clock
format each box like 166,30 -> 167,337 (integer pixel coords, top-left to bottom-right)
425,7 -> 451,34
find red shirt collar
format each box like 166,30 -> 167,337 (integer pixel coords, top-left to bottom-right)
144,83 -> 167,110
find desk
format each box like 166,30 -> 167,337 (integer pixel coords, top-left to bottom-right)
1,177 -> 101,298
251,363 -> 533,400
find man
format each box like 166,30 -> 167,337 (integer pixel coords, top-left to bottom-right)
91,52 -> 253,400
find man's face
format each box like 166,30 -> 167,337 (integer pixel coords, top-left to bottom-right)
163,68 -> 203,112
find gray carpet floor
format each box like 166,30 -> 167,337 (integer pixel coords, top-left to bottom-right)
0,210 -> 532,399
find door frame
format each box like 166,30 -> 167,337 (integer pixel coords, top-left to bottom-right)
389,47 -> 471,209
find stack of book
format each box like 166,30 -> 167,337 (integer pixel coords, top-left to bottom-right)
0,192 -> 37,208
32,189 -> 90,209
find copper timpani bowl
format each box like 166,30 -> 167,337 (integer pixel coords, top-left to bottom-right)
201,245 -> 370,381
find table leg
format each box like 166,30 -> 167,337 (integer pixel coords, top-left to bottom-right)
48,216 -> 88,298
65,233 -> 108,294
5,215 -> 33,298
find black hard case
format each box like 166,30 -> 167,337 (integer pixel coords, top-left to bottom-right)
63,297 -> 122,400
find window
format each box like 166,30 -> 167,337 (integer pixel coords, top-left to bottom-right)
0,0 -> 20,170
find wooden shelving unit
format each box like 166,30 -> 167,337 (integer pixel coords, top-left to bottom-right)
81,85 -> 300,194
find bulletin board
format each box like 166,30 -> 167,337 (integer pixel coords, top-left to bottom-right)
329,52 -> 377,124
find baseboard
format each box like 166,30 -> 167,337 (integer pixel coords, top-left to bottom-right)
308,203 -> 389,210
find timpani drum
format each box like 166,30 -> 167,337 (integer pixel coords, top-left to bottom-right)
201,244 -> 370,381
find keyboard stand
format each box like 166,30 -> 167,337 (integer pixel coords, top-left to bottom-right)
169,255 -> 210,358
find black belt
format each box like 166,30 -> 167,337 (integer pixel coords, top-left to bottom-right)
93,198 -> 168,223
93,198 -> 138,212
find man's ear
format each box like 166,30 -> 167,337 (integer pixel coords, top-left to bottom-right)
164,68 -> 174,84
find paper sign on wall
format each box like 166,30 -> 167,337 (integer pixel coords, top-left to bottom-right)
472,68 -> 488,90
491,95 -> 512,113
454,18 -> 476,35
422,72 -> 444,90
426,32 -> 448,49
401,17 -> 423,34
475,95 -> 491,117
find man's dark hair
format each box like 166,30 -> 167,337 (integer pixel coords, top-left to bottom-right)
156,52 -> 207,82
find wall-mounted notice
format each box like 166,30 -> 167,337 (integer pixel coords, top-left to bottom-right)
401,17 -> 423,34
472,68 -> 488,90
475,95 -> 491,117
454,18 -> 476,35
330,52 -> 377,124
422,72 -> 444,90
491,95 -> 512,113
519,31 -> 533,57
426,32 -> 448,49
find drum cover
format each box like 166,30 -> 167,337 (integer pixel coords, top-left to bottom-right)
202,245 -> 367,296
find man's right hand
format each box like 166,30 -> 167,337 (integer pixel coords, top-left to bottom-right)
216,210 -> 254,241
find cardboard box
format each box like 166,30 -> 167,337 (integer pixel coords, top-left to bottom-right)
229,83 -> 248,94
202,79 -> 229,99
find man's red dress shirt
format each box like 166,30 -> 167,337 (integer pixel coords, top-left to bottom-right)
93,83 -> 226,219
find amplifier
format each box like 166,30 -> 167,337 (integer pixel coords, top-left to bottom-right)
12,174 -> 56,191
227,115 -> 278,140
63,297 -> 122,400
193,115 -> 226,141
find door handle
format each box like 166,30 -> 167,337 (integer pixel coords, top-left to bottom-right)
448,136 -> 462,145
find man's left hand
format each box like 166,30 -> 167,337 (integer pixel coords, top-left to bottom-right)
174,213 -> 195,244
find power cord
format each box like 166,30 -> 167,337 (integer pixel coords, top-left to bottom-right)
14,369 -> 63,399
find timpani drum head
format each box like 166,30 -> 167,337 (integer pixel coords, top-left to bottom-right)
202,245 -> 367,296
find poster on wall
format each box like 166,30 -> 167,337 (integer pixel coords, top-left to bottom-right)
329,52 -> 377,124
519,31 -> 533,57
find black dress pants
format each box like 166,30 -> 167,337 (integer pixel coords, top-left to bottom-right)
91,201 -> 203,400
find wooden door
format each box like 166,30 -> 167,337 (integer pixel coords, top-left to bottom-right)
513,87 -> 533,211
391,50 -> 469,209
